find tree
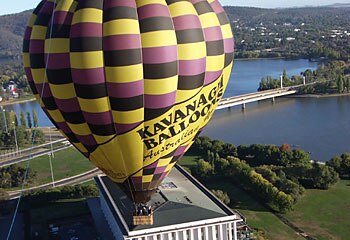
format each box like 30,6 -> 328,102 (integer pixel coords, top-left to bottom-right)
308,163 -> 339,189
283,69 -> 288,81
280,143 -> 291,151
26,112 -> 32,128
5,88 -> 11,100
327,154 -> 350,178
192,159 -> 214,179
20,111 -> 26,128
0,188 -> 9,202
212,189 -> 230,205
4,110 -> 10,132
13,112 -> 18,127
337,75 -> 344,93
31,129 -> 45,144
0,86 -> 4,99
347,78 -> 350,93
327,156 -> 342,174
221,143 -> 237,158
32,109 -> 38,128
210,139 -> 225,153
0,165 -> 37,188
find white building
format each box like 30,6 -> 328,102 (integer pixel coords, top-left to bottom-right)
93,166 -> 248,240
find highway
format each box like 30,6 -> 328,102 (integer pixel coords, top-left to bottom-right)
8,168 -> 102,199
0,139 -> 71,167
216,87 -> 297,110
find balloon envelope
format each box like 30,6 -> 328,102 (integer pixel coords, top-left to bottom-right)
23,0 -> 234,200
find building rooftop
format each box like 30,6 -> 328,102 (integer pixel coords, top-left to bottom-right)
95,165 -> 242,235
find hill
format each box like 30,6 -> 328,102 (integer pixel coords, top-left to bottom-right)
0,10 -> 31,58
0,6 -> 349,59
328,3 -> 350,8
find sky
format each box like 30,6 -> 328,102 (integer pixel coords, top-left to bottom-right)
0,0 -> 350,15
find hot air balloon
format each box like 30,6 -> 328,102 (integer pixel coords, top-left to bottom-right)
23,0 -> 234,203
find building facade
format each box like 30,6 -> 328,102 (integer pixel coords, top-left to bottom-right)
95,166 -> 247,240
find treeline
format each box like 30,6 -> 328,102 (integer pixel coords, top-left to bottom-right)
189,137 -> 340,213
299,61 -> 350,94
0,165 -> 37,202
258,68 -> 314,91
0,184 -> 99,206
23,184 -> 99,206
258,60 -> 350,94
0,165 -> 37,189
0,109 -> 45,150
327,154 -> 350,179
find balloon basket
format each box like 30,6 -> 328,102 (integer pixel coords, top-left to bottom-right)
133,203 -> 153,225
132,215 -> 154,225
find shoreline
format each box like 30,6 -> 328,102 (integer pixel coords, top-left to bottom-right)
0,97 -> 36,107
288,92 -> 350,98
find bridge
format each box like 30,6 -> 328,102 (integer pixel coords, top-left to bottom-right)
216,87 -> 298,110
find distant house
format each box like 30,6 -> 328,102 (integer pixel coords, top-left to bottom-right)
8,82 -> 18,98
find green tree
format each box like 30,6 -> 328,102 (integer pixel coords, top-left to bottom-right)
347,78 -> 350,93
0,165 -> 37,188
193,159 -> 214,179
327,156 -> 342,174
26,112 -> 32,128
0,86 -> 4,99
283,69 -> 288,81
0,188 -> 9,202
4,110 -> 11,133
337,75 -> 344,93
221,143 -> 237,158
309,163 -> 339,189
13,112 -> 18,127
15,126 -> 26,147
31,129 -> 45,144
20,111 -> 26,128
5,88 -> 11,100
212,189 -> 230,205
32,109 -> 38,128
340,153 -> 350,177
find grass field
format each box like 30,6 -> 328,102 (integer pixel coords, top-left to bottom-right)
285,179 -> 350,240
205,181 -> 303,240
178,151 -> 201,167
179,153 -> 303,240
179,152 -> 350,240
17,147 -> 94,187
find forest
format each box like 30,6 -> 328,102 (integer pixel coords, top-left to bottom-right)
258,60 -> 350,94
0,6 -> 349,60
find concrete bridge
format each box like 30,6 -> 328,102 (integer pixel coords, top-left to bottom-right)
216,87 -> 298,110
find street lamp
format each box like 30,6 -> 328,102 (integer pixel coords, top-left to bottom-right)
48,152 -> 55,187
12,121 -> 18,153
280,74 -> 283,89
49,127 -> 54,158
1,106 -> 8,133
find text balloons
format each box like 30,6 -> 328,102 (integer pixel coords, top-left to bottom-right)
23,0 -> 234,201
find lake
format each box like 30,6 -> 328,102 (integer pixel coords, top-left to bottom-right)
5,58 -> 350,161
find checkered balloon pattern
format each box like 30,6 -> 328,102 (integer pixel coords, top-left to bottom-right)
23,0 -> 234,194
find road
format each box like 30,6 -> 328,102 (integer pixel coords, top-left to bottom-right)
217,87 -> 297,110
8,168 -> 102,199
0,139 -> 71,167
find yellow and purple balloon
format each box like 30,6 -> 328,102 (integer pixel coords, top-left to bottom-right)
23,0 -> 234,200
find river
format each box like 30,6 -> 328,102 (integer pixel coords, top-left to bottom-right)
4,58 -> 349,161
